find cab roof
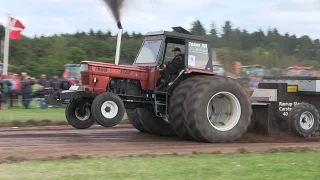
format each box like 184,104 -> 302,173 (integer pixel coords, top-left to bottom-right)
145,26 -> 210,43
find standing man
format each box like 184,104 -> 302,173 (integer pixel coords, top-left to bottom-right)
39,74 -> 49,88
0,74 -> 12,110
9,74 -> 17,108
14,74 -> 22,107
60,76 -> 71,91
21,76 -> 33,109
50,75 -> 60,90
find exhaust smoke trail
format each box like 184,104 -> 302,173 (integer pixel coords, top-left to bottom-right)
102,0 -> 125,28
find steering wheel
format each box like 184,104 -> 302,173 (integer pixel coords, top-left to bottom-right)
158,61 -> 166,71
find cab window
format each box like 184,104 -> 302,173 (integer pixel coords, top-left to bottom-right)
163,43 -> 185,64
187,41 -> 209,69
135,39 -> 163,64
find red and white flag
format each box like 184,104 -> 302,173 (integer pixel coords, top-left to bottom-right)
8,17 -> 25,40
2,16 -> 26,74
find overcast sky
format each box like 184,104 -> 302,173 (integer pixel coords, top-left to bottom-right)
0,0 -> 319,39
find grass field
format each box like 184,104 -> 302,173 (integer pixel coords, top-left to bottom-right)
0,100 -> 128,126
0,152 -> 319,180
0,108 -> 66,123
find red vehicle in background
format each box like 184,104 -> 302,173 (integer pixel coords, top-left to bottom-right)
284,66 -> 313,76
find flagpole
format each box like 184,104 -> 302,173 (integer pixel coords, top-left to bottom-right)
3,14 -> 10,74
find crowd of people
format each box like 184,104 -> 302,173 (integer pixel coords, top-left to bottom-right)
0,72 -> 81,110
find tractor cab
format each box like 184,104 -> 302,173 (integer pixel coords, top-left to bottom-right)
64,64 -> 81,80
285,66 -> 312,76
133,27 -> 213,70
240,65 -> 265,78
132,26 -> 214,90
212,64 -> 225,76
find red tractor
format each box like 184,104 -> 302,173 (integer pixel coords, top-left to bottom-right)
45,25 -> 252,143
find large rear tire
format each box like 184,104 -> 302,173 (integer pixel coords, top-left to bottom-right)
91,93 -> 125,127
65,99 -> 95,129
288,103 -> 319,137
183,76 -> 252,143
138,107 -> 176,137
169,76 -> 205,140
126,109 -> 149,133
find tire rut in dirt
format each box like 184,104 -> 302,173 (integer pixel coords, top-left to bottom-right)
169,76 -> 205,140
126,109 -> 149,133
183,76 -> 252,143
65,99 -> 95,129
288,103 -> 320,137
138,108 -> 176,137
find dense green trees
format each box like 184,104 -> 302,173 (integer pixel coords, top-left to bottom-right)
0,19 -> 319,77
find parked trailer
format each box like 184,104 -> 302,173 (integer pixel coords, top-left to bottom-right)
251,76 -> 320,137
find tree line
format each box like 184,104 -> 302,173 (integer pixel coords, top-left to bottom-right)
0,19 -> 319,77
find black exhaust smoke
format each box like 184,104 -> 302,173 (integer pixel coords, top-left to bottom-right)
102,0 -> 124,29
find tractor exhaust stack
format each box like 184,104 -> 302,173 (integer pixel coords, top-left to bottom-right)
115,21 -> 123,65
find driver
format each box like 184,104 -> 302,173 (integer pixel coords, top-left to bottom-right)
157,47 -> 185,89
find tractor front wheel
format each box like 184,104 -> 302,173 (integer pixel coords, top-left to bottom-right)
91,93 -> 125,127
65,98 -> 95,129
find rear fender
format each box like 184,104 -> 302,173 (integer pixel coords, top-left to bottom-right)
185,68 -> 217,75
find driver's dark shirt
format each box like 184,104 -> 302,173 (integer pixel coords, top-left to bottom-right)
166,54 -> 185,73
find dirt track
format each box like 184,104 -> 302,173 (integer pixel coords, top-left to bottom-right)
1,124 -> 320,161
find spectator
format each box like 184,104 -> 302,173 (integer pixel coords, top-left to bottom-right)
74,77 -> 81,85
249,74 -> 261,93
21,76 -> 34,109
70,77 -> 76,86
14,74 -> 22,108
9,74 -> 17,108
20,72 -> 27,81
60,77 -> 71,90
50,75 -> 60,90
39,74 -> 49,88
0,84 -> 2,110
31,78 -> 42,93
0,74 -> 12,110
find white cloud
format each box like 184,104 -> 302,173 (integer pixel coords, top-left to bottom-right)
1,0 -> 319,39
254,11 -> 320,24
289,0 -> 318,4
30,0 -> 92,3
0,18 -> 5,26
149,0 -> 215,10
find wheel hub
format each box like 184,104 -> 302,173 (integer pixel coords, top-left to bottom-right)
105,107 -> 111,113
206,92 -> 241,131
299,111 -> 314,130
101,101 -> 119,119
75,106 -> 91,121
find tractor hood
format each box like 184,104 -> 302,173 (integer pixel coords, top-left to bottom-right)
81,61 -> 151,92
83,61 -> 148,72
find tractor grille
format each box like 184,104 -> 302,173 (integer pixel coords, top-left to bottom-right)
81,73 -> 89,86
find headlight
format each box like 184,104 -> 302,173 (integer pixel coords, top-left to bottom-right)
80,64 -> 89,71
93,77 -> 98,83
